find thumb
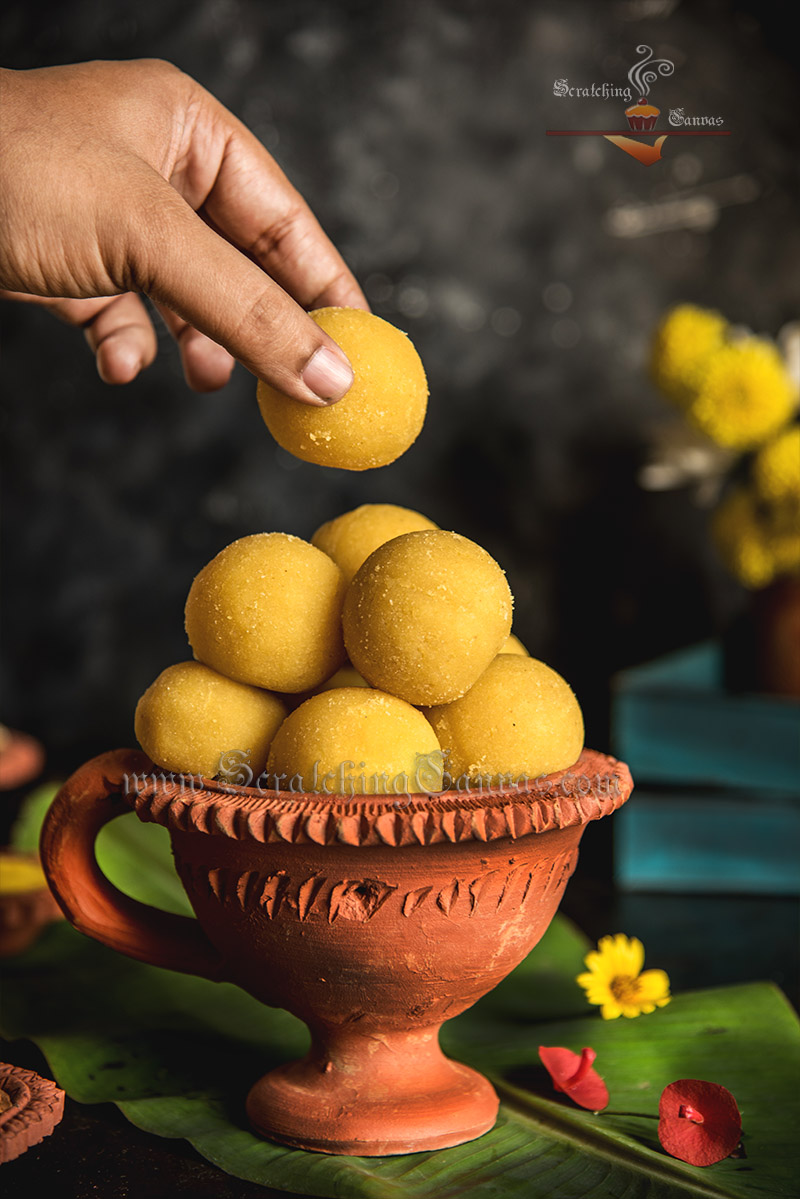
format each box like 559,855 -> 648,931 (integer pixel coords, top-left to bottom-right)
123,171 -> 354,405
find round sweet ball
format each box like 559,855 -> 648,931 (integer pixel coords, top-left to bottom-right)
502,633 -> 529,656
135,661 -> 287,778
266,688 -> 443,795
256,308 -> 428,470
312,503 -> 438,584
185,533 -> 346,693
426,655 -> 584,784
315,663 -> 370,692
342,530 -> 513,706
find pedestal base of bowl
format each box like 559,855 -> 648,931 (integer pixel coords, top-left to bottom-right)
245,1026 -> 499,1155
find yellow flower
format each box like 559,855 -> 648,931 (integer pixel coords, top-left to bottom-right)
576,934 -> 671,1020
773,522 -> 800,575
650,305 -> 728,407
687,340 -> 797,450
713,485 -> 800,589
753,426 -> 800,503
713,488 -> 774,588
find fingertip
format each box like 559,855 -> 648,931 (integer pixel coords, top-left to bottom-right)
312,281 -> 371,314
343,292 -> 371,314
87,299 -> 157,385
96,337 -> 144,385
181,331 -> 236,392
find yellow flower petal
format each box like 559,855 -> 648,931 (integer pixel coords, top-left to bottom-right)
713,485 -> 787,589
619,935 -> 645,975
580,952 -> 617,984
687,339 -> 796,450
592,930 -> 642,978
636,968 -> 672,1005
584,989 -> 615,1005
576,932 -> 672,1020
650,304 -> 728,406
581,952 -> 603,973
754,427 -> 800,503
593,933 -> 644,977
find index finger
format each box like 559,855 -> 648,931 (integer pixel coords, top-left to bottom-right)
175,91 -> 369,314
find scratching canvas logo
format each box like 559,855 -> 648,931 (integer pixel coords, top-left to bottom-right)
550,45 -> 728,166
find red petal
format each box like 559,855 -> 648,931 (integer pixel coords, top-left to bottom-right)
539,1046 -> 609,1111
539,1046 -> 580,1089
658,1080 -> 742,1166
567,1072 -> 610,1111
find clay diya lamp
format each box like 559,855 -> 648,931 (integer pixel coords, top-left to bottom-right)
40,746 -> 632,1155
0,726 -> 44,791
0,1062 -> 65,1163
0,850 -> 63,957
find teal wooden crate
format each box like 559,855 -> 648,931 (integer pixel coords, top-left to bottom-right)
615,789 -> 800,894
612,642 -> 800,894
613,642 -> 800,792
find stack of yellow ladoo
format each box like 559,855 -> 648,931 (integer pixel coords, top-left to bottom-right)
135,311 -> 584,795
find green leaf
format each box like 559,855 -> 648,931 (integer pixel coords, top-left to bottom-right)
4,795 -> 798,1197
9,782 -> 60,851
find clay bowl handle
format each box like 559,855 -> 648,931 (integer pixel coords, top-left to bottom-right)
40,748 -> 224,981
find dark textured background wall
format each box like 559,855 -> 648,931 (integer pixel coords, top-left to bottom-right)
1,0 -> 798,768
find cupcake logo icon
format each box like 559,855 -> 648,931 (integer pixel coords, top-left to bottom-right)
624,45 -> 675,132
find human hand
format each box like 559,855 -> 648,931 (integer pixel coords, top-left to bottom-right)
0,59 -> 367,402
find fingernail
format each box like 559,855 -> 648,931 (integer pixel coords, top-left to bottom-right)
302,346 -> 354,404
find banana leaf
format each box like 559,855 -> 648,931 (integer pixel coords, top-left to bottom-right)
3,788 -> 798,1197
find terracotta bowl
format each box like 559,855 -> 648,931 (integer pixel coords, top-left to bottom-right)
40,747 -> 632,1156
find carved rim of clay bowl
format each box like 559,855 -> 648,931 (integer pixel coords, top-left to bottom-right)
125,748 -> 632,849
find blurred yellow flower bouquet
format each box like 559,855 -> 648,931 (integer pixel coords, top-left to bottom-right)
648,305 -> 800,591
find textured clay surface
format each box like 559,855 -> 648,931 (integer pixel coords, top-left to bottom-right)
0,730 -> 44,791
0,852 -> 63,957
0,1063 -> 65,1164
40,747 -> 632,1155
